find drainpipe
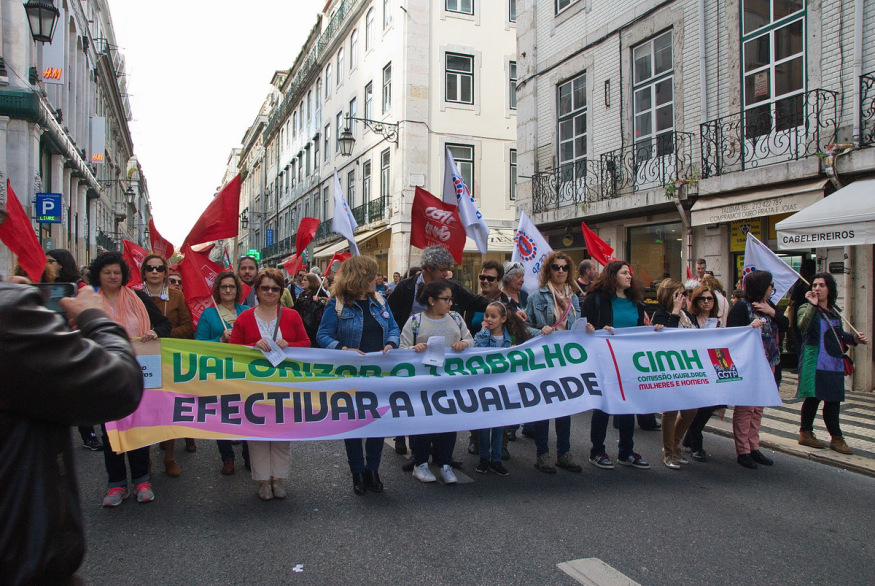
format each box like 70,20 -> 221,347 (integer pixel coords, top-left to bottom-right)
852,0 -> 863,144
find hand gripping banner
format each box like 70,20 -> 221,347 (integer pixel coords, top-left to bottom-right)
106,328 -> 781,452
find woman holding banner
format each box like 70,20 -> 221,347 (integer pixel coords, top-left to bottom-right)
230,268 -> 310,500
196,270 -> 251,475
316,256 -> 400,495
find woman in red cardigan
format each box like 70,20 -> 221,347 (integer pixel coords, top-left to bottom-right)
229,268 -> 310,501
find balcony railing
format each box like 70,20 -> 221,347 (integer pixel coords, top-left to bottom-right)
861,72 -> 875,147
600,131 -> 694,199
351,202 -> 367,226
532,159 -> 601,213
700,88 -> 838,178
314,221 -> 336,243
368,196 -> 386,223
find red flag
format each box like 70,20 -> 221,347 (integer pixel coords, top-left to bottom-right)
410,187 -> 465,263
283,254 -> 303,276
327,252 -> 351,272
178,244 -> 222,300
192,242 -> 216,256
296,217 -> 320,254
222,246 -> 231,269
122,240 -> 149,287
148,218 -> 175,260
685,266 -> 694,281
581,221 -> 619,267
0,179 -> 46,282
181,174 -> 241,248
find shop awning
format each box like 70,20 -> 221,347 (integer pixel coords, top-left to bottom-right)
312,226 -> 387,259
690,179 -> 828,226
463,228 -> 516,253
776,178 -> 875,250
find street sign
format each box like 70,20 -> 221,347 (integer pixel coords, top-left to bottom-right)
266,228 -> 274,246
36,193 -> 62,223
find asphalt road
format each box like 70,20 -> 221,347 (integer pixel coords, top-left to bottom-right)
74,413 -> 874,585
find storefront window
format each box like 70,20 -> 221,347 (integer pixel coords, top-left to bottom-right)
627,222 -> 683,292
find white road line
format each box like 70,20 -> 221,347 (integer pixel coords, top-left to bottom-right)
558,558 -> 641,586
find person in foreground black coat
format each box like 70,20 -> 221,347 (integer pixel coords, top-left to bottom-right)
0,280 -> 143,585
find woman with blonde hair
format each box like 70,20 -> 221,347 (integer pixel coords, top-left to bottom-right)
317,256 -> 400,494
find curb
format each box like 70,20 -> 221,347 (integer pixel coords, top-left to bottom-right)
705,419 -> 875,478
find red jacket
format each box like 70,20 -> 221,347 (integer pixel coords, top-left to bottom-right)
229,306 -> 311,347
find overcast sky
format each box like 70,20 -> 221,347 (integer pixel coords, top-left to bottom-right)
109,1 -> 321,246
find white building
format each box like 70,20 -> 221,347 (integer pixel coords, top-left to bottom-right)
516,0 -> 875,390
238,0 -> 519,291
0,0 -> 150,276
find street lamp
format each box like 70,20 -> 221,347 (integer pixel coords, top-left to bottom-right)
338,114 -> 398,156
23,0 -> 60,43
240,207 -> 249,229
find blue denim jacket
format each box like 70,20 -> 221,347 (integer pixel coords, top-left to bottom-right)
525,286 -> 580,329
316,295 -> 400,350
473,326 -> 513,348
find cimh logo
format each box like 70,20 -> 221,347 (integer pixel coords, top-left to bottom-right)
514,229 -> 538,262
707,348 -> 742,382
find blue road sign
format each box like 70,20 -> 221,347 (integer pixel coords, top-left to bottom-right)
36,193 -> 62,223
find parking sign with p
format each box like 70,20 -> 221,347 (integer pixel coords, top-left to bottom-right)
36,193 -> 62,223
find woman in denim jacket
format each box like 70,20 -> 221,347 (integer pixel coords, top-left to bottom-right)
316,256 -> 400,495
525,251 -> 582,474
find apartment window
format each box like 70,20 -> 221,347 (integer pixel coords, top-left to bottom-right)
509,149 -> 517,200
297,154 -> 303,184
350,30 -> 358,70
315,79 -> 322,111
380,148 -> 390,199
633,30 -> 674,158
349,98 -> 357,137
364,82 -> 373,120
509,61 -> 518,109
382,63 -> 392,113
299,101 -> 304,133
314,193 -> 321,221
314,135 -> 320,164
325,64 -> 333,99
742,0 -> 805,137
347,169 -> 356,209
324,123 -> 331,161
446,0 -> 473,14
509,0 -> 517,22
336,48 -> 344,86
292,112 -> 298,137
556,0 -> 579,14
362,160 -> 372,202
307,91 -> 312,123
446,53 -> 474,104
383,0 -> 391,29
557,73 -> 587,169
305,145 -> 311,176
336,112 -> 343,149
366,8 -> 375,50
447,144 -> 474,197
323,186 -> 330,220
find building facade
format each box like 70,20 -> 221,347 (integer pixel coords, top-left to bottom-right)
236,0 -> 519,292
516,0 -> 875,390
0,0 -> 150,277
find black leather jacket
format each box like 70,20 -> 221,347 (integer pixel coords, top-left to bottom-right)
0,283 -> 143,585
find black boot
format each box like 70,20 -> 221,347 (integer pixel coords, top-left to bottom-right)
737,453 -> 758,469
364,469 -> 384,493
352,472 -> 367,495
394,436 -> 407,455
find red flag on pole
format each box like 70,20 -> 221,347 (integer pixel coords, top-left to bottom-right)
178,244 -> 221,300
148,218 -> 175,260
283,254 -> 303,277
685,266 -> 695,281
410,187 -> 465,263
0,179 -> 46,282
296,217 -> 320,254
181,174 -> 241,248
326,252 -> 351,272
581,221 -> 619,267
122,240 -> 149,287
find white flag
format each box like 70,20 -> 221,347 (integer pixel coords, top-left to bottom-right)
444,148 -> 489,254
743,232 -> 800,302
511,211 -> 553,293
331,168 -> 360,256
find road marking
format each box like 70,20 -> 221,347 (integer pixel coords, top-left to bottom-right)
557,558 -> 640,586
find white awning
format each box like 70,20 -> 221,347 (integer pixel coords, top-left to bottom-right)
776,178 -> 875,249
690,179 -> 828,226
312,226 -> 387,259
463,228 -> 516,253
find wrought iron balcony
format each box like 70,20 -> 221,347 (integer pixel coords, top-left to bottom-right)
367,196 -> 386,223
532,158 -> 601,213
314,220 -> 336,243
700,88 -> 838,178
351,202 -> 368,226
600,131 -> 694,199
861,72 -> 875,147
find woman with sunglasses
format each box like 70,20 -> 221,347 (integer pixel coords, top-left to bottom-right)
230,268 -> 310,500
525,251 -> 582,474
141,253 -> 195,477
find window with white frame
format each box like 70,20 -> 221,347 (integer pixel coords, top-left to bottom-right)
382,63 -> 392,113
509,0 -> 516,22
446,0 -> 473,15
364,82 -> 373,120
337,48 -> 344,86
324,123 -> 330,161
556,0 -> 579,14
557,72 -> 587,170
325,64 -> 333,99
336,112 -> 343,149
315,79 -> 322,111
447,144 -> 475,197
366,8 -> 375,51
307,91 -> 312,124
362,160 -> 372,202
509,149 -> 517,200
446,53 -> 474,104
349,98 -> 357,137
383,0 -> 391,29
347,169 -> 356,209
509,61 -> 517,109
323,186 -> 330,219
742,0 -> 805,138
299,101 -> 304,133
633,30 -> 674,159
380,149 -> 390,199
314,135 -> 320,165
350,30 -> 358,70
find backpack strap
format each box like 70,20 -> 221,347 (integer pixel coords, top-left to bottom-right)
449,311 -> 464,331
335,298 -> 343,318
411,312 -> 422,344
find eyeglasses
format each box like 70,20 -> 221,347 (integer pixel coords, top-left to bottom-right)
259,286 -> 281,293
551,264 -> 569,272
144,265 -> 166,273
46,258 -> 59,264
168,278 -> 182,285
435,296 -> 454,302
219,284 -> 237,290
479,275 -> 497,282
697,297 -> 715,303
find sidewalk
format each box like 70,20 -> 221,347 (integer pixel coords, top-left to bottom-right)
704,371 -> 875,477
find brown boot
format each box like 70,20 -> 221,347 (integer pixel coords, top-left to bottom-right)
798,431 -> 826,448
830,436 -> 853,455
164,458 -> 181,477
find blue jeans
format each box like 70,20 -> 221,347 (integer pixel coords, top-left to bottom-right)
534,416 -> 571,457
590,411 -> 635,459
344,437 -> 384,473
478,427 -> 504,461
412,432 -> 456,466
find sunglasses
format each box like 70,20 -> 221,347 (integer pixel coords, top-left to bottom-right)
697,297 -> 714,302
144,265 -> 166,273
168,278 -> 182,285
551,264 -> 569,272
259,286 -> 282,293
479,275 -> 497,282
219,284 -> 237,290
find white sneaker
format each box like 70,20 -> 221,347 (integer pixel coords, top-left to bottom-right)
412,463 -> 436,482
439,464 -> 458,484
